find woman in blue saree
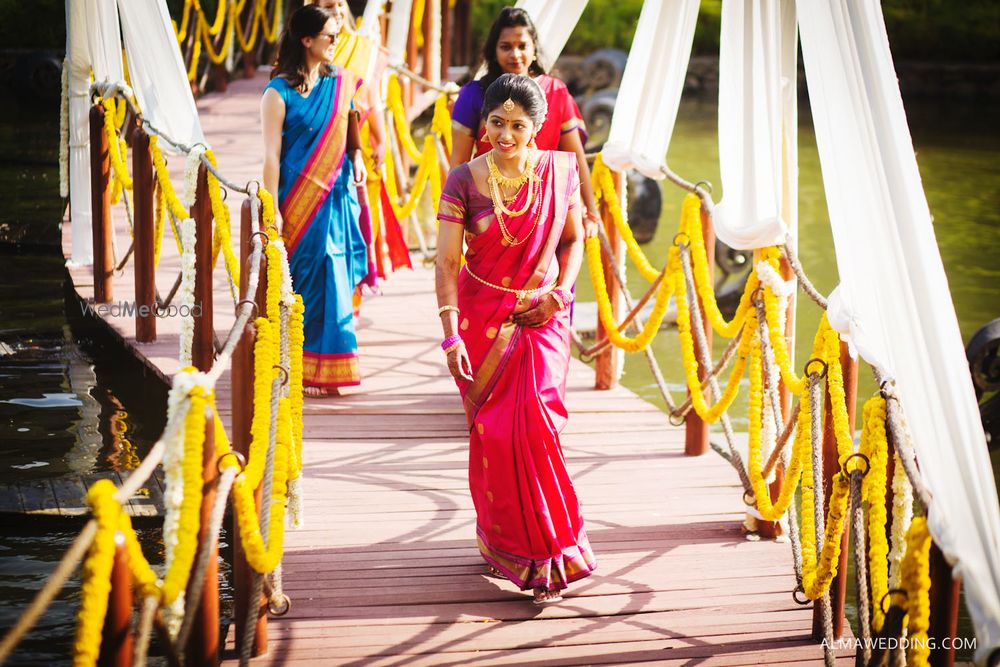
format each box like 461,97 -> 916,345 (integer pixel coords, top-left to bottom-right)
262,4 -> 370,397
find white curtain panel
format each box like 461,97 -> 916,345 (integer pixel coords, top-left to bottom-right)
118,0 -> 205,150
602,0 -> 700,179
798,2 -> 1000,660
358,0 -> 383,39
715,0 -> 797,251
515,0 -> 588,71
65,0 -> 125,265
385,0 -> 413,65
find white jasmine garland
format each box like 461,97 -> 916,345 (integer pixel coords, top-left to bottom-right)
888,451 -> 913,588
59,58 -> 69,198
756,260 -> 797,301
182,145 -> 206,208
178,218 -> 197,366
274,240 -> 295,306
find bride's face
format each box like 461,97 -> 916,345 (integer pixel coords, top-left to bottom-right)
485,102 -> 535,157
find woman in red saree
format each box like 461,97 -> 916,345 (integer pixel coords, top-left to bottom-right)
435,74 -> 596,604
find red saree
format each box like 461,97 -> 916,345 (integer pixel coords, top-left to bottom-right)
437,151 -> 596,592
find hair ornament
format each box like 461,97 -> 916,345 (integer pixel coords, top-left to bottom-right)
503,97 -> 515,112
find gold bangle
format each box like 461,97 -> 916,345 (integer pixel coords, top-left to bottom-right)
548,290 -> 565,310
438,305 -> 460,316
443,341 -> 464,355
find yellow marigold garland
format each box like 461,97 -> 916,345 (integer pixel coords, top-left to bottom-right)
761,261 -> 806,395
203,149 -> 241,295
902,517 -> 932,667
288,295 -> 305,480
386,75 -> 422,161
590,154 -> 660,283
746,319 -> 825,520
161,387 -> 207,604
72,480 -> 119,667
684,193 -> 758,339
102,99 -> 133,192
860,395 -> 890,631
154,180 -> 167,265
585,235 -> 677,353
149,135 -> 190,225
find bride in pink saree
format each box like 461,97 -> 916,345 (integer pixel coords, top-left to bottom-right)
435,74 -> 596,604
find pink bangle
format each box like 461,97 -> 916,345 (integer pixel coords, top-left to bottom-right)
550,287 -> 573,310
441,334 -> 462,351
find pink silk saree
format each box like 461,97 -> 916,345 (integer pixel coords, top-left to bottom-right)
437,151 -> 597,592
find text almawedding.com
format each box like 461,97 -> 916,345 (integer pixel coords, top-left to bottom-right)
79,301 -> 204,318
821,636 -> 977,652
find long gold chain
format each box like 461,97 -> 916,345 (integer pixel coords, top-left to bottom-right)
463,264 -> 555,302
487,150 -> 543,245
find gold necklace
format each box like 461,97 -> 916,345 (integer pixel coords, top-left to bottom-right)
487,152 -> 537,217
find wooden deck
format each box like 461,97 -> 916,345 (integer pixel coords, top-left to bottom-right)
62,71 -> 852,665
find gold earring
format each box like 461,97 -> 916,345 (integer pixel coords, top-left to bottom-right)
502,98 -> 515,112
528,135 -> 537,148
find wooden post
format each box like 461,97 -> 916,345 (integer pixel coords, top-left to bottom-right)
90,103 -> 113,304
684,202 -> 713,456
928,542 -> 961,667
453,0 -> 472,66
422,0 -> 434,83
440,0 -> 452,81
186,404 -> 220,666
594,170 -> 623,390
241,1 -> 257,78
405,0 -> 418,107
232,199 -> 268,657
131,125 -> 156,342
99,533 -> 133,667
812,342 -> 857,639
191,164 -> 215,373
759,254 -> 797,539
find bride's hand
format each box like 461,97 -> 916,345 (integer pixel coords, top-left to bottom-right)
511,294 -> 561,328
447,345 -> 474,382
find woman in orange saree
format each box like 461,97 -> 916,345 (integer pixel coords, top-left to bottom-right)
435,74 -> 596,605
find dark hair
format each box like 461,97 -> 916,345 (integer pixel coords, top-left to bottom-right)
478,7 -> 546,90
271,5 -> 335,93
482,74 -> 548,127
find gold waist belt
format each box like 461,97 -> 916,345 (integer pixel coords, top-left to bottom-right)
463,265 -> 555,302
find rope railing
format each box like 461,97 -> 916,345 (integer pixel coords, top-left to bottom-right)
583,150 -> 949,664
0,84 -> 303,666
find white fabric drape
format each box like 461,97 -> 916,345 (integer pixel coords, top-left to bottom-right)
799,2 -> 1000,661
65,0 -> 125,265
118,0 -> 205,149
602,0 -> 699,179
515,0 -> 588,71
385,0 -> 413,65
715,0 -> 797,251
65,0 -> 204,264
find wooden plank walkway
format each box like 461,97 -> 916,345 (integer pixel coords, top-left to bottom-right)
62,71 -> 852,665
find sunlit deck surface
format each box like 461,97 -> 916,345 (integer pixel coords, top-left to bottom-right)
63,71 -> 852,665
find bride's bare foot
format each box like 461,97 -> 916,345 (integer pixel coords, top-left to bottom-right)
532,587 -> 563,605
303,386 -> 340,398
485,565 -> 505,579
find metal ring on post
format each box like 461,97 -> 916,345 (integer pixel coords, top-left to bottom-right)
245,180 -> 261,199
267,593 -> 291,617
273,365 -> 290,387
842,452 -> 871,477
742,490 -> 756,506
236,299 -> 258,318
880,588 -> 908,615
673,232 -> 690,248
693,180 -> 713,194
750,285 -> 765,306
668,412 -> 687,427
220,187 -> 228,202
217,450 -> 247,475
250,230 -> 269,248
804,358 -> 828,379
792,585 -> 810,606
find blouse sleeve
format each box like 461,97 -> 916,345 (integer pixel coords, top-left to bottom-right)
438,165 -> 469,225
552,79 -> 588,145
451,81 -> 484,137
